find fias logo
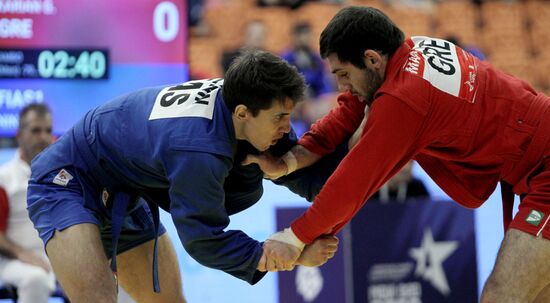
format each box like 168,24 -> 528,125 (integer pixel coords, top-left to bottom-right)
295,266 -> 323,302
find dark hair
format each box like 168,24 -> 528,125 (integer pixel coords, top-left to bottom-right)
320,6 -> 405,68
223,49 -> 306,116
19,103 -> 51,129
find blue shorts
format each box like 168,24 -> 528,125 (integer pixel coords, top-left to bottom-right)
27,166 -> 166,258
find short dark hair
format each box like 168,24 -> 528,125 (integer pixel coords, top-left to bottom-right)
19,103 -> 51,129
320,6 -> 405,68
223,50 -> 306,116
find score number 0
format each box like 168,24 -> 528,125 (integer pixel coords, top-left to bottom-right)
153,1 -> 180,42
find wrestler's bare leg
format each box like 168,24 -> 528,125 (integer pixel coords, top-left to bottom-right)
480,229 -> 550,303
117,233 -> 186,303
46,223 -> 117,303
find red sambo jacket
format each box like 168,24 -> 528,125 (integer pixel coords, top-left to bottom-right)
292,36 -> 550,243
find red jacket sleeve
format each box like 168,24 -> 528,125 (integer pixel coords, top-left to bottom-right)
0,187 -> 9,233
291,95 -> 425,243
298,92 -> 366,156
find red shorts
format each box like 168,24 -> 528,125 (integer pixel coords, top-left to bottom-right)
509,156 -> 550,240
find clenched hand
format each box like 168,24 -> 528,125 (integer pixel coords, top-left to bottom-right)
297,235 -> 339,267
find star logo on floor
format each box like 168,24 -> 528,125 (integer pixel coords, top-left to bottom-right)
409,228 -> 458,296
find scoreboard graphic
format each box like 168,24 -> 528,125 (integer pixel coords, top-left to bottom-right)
0,0 -> 188,136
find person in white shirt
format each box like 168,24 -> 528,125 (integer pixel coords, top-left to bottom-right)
0,103 -> 55,303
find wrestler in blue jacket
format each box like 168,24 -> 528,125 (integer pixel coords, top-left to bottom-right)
27,76 -> 346,290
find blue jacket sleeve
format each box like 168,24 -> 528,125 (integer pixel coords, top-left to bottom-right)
226,131 -> 349,204
164,149 -> 266,284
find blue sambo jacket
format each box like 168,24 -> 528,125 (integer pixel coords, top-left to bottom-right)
31,79 -> 348,285
31,79 -> 269,284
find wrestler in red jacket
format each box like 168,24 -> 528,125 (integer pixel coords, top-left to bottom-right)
247,6 -> 550,303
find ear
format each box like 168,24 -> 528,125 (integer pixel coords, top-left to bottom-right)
363,49 -> 383,69
233,104 -> 249,121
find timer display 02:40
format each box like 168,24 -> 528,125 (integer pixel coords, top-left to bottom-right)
37,49 -> 109,79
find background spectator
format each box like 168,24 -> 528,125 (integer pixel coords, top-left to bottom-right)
371,161 -> 430,202
282,22 -> 333,99
221,20 -> 267,73
445,34 -> 486,60
282,22 -> 335,137
0,104 -> 57,303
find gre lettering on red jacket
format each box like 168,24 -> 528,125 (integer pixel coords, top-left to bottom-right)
404,36 -> 478,103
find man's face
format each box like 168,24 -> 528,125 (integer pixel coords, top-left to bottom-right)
294,30 -> 311,49
242,98 -> 294,152
17,111 -> 53,162
327,53 -> 384,105
245,22 -> 266,49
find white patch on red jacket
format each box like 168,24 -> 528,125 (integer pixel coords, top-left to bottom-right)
404,36 -> 478,103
